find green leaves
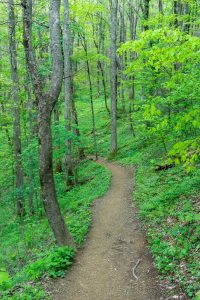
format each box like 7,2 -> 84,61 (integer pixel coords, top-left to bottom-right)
0,270 -> 10,285
27,246 -> 75,280
168,139 -> 200,172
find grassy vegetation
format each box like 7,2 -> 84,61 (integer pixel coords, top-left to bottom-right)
132,154 -> 200,298
0,159 -> 111,299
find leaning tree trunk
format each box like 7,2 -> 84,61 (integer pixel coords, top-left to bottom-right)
8,0 -> 25,217
22,0 -> 72,245
38,107 -> 70,244
110,0 -> 118,156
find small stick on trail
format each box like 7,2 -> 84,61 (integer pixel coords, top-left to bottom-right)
132,259 -> 142,281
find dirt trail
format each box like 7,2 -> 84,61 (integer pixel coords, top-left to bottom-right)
50,159 -> 163,300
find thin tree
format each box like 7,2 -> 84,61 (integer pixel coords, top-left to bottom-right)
8,0 -> 25,217
128,0 -> 139,135
53,104 -> 63,174
159,0 -> 164,14
110,0 -> 118,156
119,0 -> 126,113
25,67 -> 35,215
142,0 -> 150,31
22,0 -> 72,245
63,0 -> 75,188
91,18 -> 110,114
80,33 -> 98,160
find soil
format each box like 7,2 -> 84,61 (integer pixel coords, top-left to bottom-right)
48,158 -> 163,300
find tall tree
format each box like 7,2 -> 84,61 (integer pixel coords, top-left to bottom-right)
22,0 -> 72,245
110,0 -> 118,155
92,18 -> 110,114
8,0 -> 25,217
63,0 -> 75,188
25,67 -> 35,215
119,0 -> 126,113
80,34 -> 98,160
128,0 -> 139,135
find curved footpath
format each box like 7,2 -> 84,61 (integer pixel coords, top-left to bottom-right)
49,158 -> 163,300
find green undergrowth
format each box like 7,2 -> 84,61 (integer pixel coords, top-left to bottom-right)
119,150 -> 199,299
119,149 -> 199,299
118,149 -> 199,299
135,163 -> 200,299
78,98 -> 200,299
0,160 -> 111,299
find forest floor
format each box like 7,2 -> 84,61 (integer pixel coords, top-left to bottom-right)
47,158 -> 163,300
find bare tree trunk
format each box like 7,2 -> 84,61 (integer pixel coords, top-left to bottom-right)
8,0 -> 25,217
53,105 -> 62,173
25,68 -> 35,215
142,0 -> 150,31
68,23 -> 85,161
159,0 -> 164,14
64,0 -> 74,189
182,1 -> 190,33
80,35 -> 98,160
98,61 -> 110,113
110,0 -> 118,156
119,0 -> 126,114
92,20 -> 110,114
128,0 -> 138,136
0,101 -> 15,188
22,0 -> 72,245
140,0 -> 150,102
63,0 -> 75,189
0,101 -> 13,152
99,10 -> 110,114
174,0 -> 182,28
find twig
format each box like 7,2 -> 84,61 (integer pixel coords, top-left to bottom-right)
132,258 -> 141,281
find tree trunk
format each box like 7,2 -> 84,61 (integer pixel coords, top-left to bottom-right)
25,68 -> 35,215
98,61 -> 110,113
174,0 -> 181,28
71,97 -> 85,161
81,35 -> 98,160
8,0 -> 25,217
22,0 -> 72,245
143,0 -> 150,31
119,0 -> 126,114
92,20 -> 110,114
128,0 -> 138,135
110,0 -> 118,156
38,108 -> 70,245
182,1 -> 190,33
159,0 -> 164,14
63,0 -> 75,189
53,105 -> 62,174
